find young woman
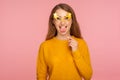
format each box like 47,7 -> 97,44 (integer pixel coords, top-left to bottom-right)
37,3 -> 93,80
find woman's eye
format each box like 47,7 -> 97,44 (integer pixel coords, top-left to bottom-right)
56,17 -> 61,20
65,17 -> 68,19
65,16 -> 69,20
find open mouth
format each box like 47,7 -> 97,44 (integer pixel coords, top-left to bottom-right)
59,26 -> 67,33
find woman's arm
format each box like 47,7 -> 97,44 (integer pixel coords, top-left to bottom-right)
72,40 -> 93,80
37,43 -> 47,80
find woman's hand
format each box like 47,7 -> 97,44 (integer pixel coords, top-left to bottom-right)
67,36 -> 78,52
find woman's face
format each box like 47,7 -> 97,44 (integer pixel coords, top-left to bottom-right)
53,9 -> 72,36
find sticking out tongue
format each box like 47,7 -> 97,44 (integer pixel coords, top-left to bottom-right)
60,26 -> 67,32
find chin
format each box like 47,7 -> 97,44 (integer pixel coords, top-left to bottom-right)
59,31 -> 69,36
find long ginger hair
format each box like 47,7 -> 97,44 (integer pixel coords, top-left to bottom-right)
46,3 -> 83,40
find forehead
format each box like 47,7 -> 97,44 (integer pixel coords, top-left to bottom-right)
55,9 -> 69,16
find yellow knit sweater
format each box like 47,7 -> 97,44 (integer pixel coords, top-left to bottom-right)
37,36 -> 92,80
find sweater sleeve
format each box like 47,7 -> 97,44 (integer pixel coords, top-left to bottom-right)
37,43 -> 47,80
72,39 -> 93,80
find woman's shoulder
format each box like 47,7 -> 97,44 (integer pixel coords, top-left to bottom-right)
39,38 -> 55,47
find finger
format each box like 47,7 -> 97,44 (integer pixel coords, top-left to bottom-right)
67,36 -> 72,43
67,36 -> 71,40
69,43 -> 72,47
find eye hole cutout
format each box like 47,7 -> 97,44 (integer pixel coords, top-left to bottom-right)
53,13 -> 59,20
65,13 -> 72,20
56,16 -> 61,20
65,16 -> 69,20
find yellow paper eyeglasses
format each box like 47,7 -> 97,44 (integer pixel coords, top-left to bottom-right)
53,12 -> 72,22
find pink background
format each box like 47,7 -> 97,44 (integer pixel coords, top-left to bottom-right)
0,0 -> 120,80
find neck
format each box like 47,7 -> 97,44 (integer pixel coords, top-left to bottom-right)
56,34 -> 71,40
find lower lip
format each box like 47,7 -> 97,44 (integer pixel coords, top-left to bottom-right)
60,30 -> 66,33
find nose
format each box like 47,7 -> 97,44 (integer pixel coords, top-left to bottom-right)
60,19 -> 66,25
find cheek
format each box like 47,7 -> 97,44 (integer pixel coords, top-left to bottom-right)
53,22 -> 59,30
53,20 -> 58,26
67,20 -> 72,27
53,21 -> 59,28
54,23 -> 59,29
